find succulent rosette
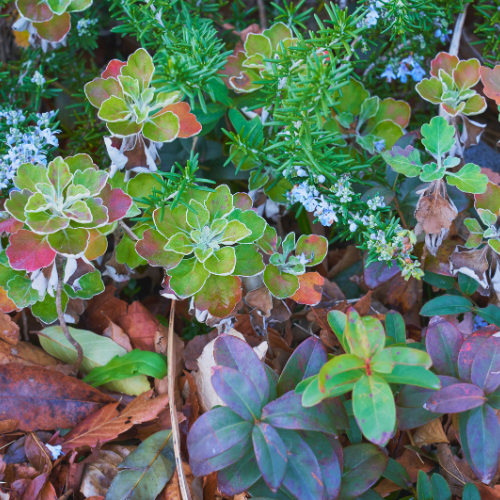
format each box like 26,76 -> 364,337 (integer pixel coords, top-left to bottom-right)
0,154 -> 132,322
259,229 -> 327,306
15,0 -> 91,44
329,79 -> 411,153
221,23 -> 296,93
416,52 -> 486,117
136,185 -> 267,318
85,48 -> 201,175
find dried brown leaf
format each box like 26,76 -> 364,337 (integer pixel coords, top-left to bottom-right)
183,331 -> 218,371
413,419 -> 450,447
60,390 -> 169,451
84,285 -> 128,334
10,473 -> 57,500
450,245 -> 490,290
101,321 -> 132,352
164,461 -> 203,500
115,301 -> 160,351
0,340 -> 60,367
24,433 -> 52,474
0,311 -> 19,345
328,246 -> 362,278
354,291 -> 372,316
0,419 -> 19,434
246,286 -> 273,317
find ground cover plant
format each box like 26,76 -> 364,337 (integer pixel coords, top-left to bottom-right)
3,0 -> 500,499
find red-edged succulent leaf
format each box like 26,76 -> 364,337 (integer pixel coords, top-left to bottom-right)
211,366 -> 262,421
233,193 -> 253,210
135,229 -> 183,269
252,423 -> 287,493
425,317 -> 463,377
84,229 -> 108,261
471,336 -> 500,394
462,94 -> 487,116
101,59 -> 126,79
373,98 -> 411,128
475,181 -> 500,215
453,59 -> 481,90
84,78 -> 123,108
480,65 -> 500,105
187,406 -> 253,462
33,12 -> 70,42
466,404 -> 500,484
295,234 -> 328,266
16,0 -> 53,22
415,78 -> 444,104
261,392 -> 337,435
430,52 -> 459,78
425,383 -> 486,413
6,230 -> 56,272
219,51 -> 247,88
99,185 -> 132,223
0,216 -> 23,235
291,272 -> 324,306
161,102 -> 201,138
143,111 -> 179,142
277,336 -> 327,397
214,334 -> 270,406
194,274 -> 242,318
458,326 -> 498,383
0,287 -> 19,313
263,264 -> 299,299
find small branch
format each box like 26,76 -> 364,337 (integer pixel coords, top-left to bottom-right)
56,256 -> 83,376
257,0 -> 267,29
21,309 -> 29,342
167,300 -> 192,500
57,489 -> 74,500
449,4 -> 469,57
119,220 -> 139,242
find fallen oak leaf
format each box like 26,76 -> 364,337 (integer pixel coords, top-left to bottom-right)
60,390 -> 169,451
0,364 -> 115,431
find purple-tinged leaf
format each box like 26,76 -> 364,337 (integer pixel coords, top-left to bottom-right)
211,366 -> 262,421
265,364 -> 278,402
396,375 -> 458,430
247,478 -> 291,499
425,317 -> 463,377
300,431 -> 343,500
277,337 -> 327,397
214,334 -> 269,406
261,392 -> 337,435
364,260 -> 400,290
471,336 -> 500,394
458,326 -> 498,382
466,403 -> 500,484
324,397 -> 349,430
252,423 -> 287,492
277,429 -> 323,500
190,436 -> 252,476
187,406 -> 253,462
217,451 -> 262,497
339,443 -> 388,499
424,383 -> 486,413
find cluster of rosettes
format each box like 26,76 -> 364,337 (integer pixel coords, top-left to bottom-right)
367,228 -> 423,279
0,110 -> 59,190
380,54 -> 426,83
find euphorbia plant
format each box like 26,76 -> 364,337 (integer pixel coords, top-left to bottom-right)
416,52 -> 486,117
0,154 -> 132,323
259,229 -> 327,306
298,307 -> 439,446
85,48 -> 201,176
136,185 -> 267,318
329,78 -> 411,154
188,334 -> 387,500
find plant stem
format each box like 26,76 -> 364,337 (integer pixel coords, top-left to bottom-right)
56,255 -> 83,376
119,220 -> 139,242
21,309 -> 29,342
257,0 -> 267,29
167,300 -> 192,500
449,5 -> 469,57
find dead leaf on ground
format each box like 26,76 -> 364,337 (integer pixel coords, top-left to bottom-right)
0,311 -> 19,345
181,371 -> 200,430
164,461 -> 203,500
413,418 -> 449,447
0,419 -> 19,434
183,331 -> 218,371
373,478 -> 402,496
60,390 -> 169,451
354,291 -> 372,316
80,444 -> 135,498
415,180 -> 458,256
384,273 -> 419,315
0,340 -> 60,367
24,433 -> 52,473
101,321 -> 132,352
83,285 -> 128,334
396,449 -> 434,482
115,301 -> 161,351
10,472 -> 57,500
246,286 -> 273,317
328,246 -> 362,278
321,279 -> 346,302
449,245 -> 490,291
0,364 -> 115,431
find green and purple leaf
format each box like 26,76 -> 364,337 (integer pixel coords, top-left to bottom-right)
471,336 -> 500,394
425,383 -> 486,413
425,317 -> 463,377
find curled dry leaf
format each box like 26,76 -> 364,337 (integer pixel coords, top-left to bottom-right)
0,340 -> 60,368
412,418 -> 450,447
10,472 -> 57,500
24,432 -> 53,474
415,180 -> 458,256
245,285 -> 273,317
163,461 -> 203,500
80,444 -> 136,499
115,301 -> 161,351
60,390 -> 169,451
0,311 -> 20,345
0,364 -> 115,431
450,244 -> 490,290
102,320 -> 132,352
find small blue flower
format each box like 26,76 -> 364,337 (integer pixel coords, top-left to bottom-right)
381,65 -> 396,82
